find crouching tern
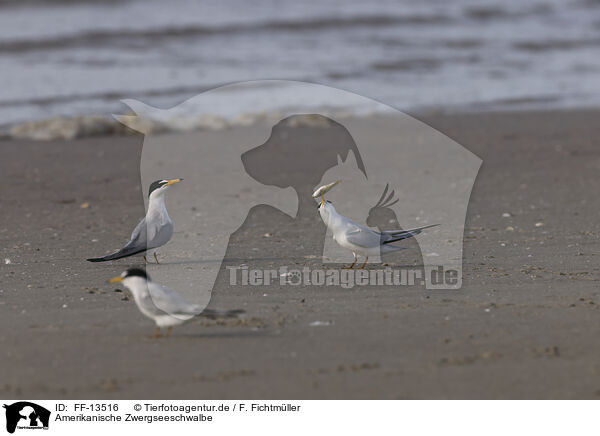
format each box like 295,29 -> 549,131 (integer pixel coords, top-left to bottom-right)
110,268 -> 245,338
87,179 -> 182,263
314,181 -> 439,269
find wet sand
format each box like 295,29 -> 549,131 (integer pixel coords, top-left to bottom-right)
1,109 -> 599,399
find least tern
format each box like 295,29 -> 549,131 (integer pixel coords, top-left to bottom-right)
87,179 -> 182,263
110,268 -> 245,338
314,181 -> 438,268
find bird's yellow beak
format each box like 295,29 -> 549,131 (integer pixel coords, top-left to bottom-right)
321,195 -> 325,206
109,276 -> 123,283
166,178 -> 183,186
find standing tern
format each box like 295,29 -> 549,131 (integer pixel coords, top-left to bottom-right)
87,179 -> 182,263
314,181 -> 439,269
110,268 -> 245,338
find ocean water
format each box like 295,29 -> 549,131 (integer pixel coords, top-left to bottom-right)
1,0 -> 599,126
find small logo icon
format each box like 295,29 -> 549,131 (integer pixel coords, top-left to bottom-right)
3,402 -> 50,434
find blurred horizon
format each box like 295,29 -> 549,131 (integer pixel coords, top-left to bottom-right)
1,0 -> 600,125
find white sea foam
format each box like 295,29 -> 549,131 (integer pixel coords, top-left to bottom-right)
2,0 -> 599,136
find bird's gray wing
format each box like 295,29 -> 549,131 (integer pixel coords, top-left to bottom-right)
129,216 -> 146,242
380,224 -> 439,244
147,282 -> 200,317
129,216 -> 173,250
86,216 -> 148,262
147,283 -> 244,319
146,220 -> 174,249
198,309 -> 245,319
126,217 -> 148,248
345,225 -> 382,248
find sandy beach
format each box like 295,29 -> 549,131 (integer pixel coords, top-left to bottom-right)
1,109 -> 599,399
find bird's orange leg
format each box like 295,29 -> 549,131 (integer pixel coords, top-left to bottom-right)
344,253 -> 357,269
358,256 -> 368,269
166,327 -> 172,337
153,327 -> 160,339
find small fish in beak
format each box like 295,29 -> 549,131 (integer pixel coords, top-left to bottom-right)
312,180 -> 341,198
313,180 -> 341,206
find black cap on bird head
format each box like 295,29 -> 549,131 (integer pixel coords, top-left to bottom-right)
109,268 -> 150,283
124,268 -> 149,280
148,178 -> 183,197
